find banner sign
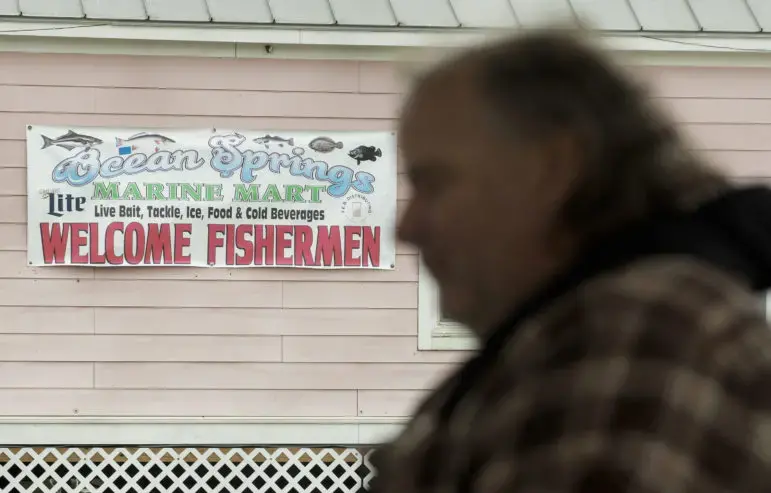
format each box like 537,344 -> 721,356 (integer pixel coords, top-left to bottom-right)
26,125 -> 397,269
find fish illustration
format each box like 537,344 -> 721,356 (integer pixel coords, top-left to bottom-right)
253,134 -> 294,148
348,145 -> 382,165
115,132 -> 175,147
41,130 -> 103,151
308,136 -> 344,153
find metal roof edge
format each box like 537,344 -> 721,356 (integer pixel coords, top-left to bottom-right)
2,20 -> 771,63
0,19 -> 768,48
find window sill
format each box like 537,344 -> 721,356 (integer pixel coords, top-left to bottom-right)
421,324 -> 479,351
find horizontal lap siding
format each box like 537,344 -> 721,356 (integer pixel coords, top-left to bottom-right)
0,52 -> 768,421
0,389 -> 359,417
0,52 -> 444,422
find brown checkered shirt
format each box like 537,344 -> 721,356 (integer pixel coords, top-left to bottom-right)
369,257 -> 771,492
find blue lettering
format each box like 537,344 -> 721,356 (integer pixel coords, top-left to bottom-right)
208,133 -> 245,178
326,166 -> 354,197
51,149 -> 100,186
239,150 -> 270,183
51,147 -> 205,187
291,157 -> 329,181
352,172 -> 376,194
50,132 -> 379,196
100,156 -> 125,179
207,133 -> 377,196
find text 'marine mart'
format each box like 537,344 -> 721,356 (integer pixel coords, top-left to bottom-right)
26,125 -> 397,269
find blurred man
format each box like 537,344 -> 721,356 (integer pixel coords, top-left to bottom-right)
371,28 -> 771,492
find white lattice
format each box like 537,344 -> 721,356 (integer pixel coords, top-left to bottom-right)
0,447 -> 377,493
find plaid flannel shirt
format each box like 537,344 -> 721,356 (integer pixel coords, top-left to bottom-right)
369,257 -> 771,493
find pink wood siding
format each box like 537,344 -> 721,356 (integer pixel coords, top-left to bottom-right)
0,52 -> 769,420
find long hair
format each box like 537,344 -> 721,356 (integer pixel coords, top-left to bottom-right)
401,25 -> 730,240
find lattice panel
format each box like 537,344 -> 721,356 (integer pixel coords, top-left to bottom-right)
0,447 -> 377,493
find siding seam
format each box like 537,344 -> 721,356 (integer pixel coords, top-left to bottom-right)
12,56 -> 766,422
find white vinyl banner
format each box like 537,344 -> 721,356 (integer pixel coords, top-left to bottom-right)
26,125 -> 397,269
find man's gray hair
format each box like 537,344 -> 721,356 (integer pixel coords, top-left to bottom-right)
403,26 -> 730,239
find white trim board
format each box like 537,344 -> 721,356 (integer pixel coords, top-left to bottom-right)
2,21 -> 771,65
418,257 -> 479,351
5,39 -> 771,68
2,20 -> 771,51
0,417 -> 407,446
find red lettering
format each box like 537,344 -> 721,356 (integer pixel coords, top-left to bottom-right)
70,223 -> 89,264
144,224 -> 172,265
275,226 -> 293,266
235,225 -> 253,266
254,225 -> 275,266
88,223 -> 106,264
362,226 -> 381,267
315,226 -> 343,267
38,222 -> 194,265
39,223 -> 69,264
174,224 -> 192,264
104,222 -> 123,265
344,226 -> 361,267
207,224 -> 225,265
42,222 -> 380,267
294,226 -> 314,266
225,224 -> 235,266
124,222 -> 145,265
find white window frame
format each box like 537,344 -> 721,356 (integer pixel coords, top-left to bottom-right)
419,266 -> 771,351
417,256 -> 480,351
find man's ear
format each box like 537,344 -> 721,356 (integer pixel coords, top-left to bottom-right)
534,131 -> 583,207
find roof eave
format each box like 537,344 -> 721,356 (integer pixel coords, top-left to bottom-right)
2,20 -> 771,58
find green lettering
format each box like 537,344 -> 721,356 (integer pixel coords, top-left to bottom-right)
261,184 -> 282,202
168,183 -> 181,200
306,185 -> 325,203
180,183 -> 202,201
207,184 -> 223,201
285,185 -> 305,203
147,183 -> 165,201
233,184 -> 260,202
121,182 -> 143,200
92,182 -> 120,200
